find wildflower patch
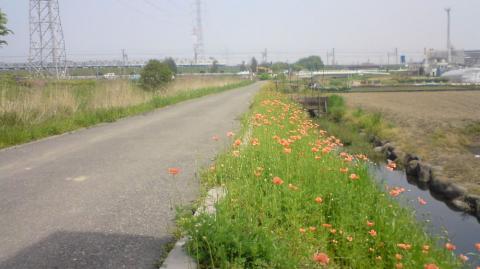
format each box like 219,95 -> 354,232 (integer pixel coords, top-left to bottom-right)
180,84 -> 461,268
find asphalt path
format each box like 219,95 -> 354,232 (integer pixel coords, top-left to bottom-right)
0,82 -> 261,269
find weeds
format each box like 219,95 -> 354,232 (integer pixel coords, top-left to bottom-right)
179,84 -> 460,268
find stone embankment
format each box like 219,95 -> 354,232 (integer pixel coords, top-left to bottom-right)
372,137 -> 480,219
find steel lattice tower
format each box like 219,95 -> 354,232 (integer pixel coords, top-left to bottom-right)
29,0 -> 67,78
192,0 -> 204,64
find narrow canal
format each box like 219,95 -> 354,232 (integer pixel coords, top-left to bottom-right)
371,164 -> 480,265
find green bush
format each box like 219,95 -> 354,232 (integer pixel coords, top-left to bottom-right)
139,60 -> 173,90
327,94 -> 346,122
258,73 -> 270,80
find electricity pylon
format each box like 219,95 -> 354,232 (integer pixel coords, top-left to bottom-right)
29,0 -> 67,78
192,0 -> 204,64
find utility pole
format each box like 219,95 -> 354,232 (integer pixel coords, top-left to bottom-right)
261,48 -> 268,64
445,8 -> 452,63
29,0 -> 67,78
193,0 -> 204,64
332,48 -> 335,66
121,49 -> 128,77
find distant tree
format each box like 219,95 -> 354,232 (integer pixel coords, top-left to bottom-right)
291,64 -> 303,72
163,57 -> 177,74
0,9 -> 13,47
271,62 -> 289,73
210,59 -> 219,73
296,55 -> 324,71
239,61 -> 247,72
250,57 -> 258,73
140,59 -> 173,90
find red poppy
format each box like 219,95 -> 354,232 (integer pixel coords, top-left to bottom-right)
272,177 -> 284,185
445,242 -> 456,251
313,252 -> 329,265
168,167 -> 180,175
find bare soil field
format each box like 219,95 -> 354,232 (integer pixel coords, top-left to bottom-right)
340,91 -> 480,194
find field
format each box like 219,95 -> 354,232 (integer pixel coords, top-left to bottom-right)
0,75 -> 249,149
340,91 -> 480,194
179,83 -> 461,268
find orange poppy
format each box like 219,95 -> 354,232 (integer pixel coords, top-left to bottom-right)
368,229 -> 377,237
418,197 -> 427,205
315,197 -> 323,204
395,263 -> 403,269
272,177 -> 284,185
424,264 -> 439,269
168,167 -> 180,175
367,220 -> 375,227
313,252 -> 329,265
299,228 -> 306,234
309,226 -> 317,232
226,131 -> 235,137
395,254 -> 403,260
339,167 -> 349,174
322,223 -> 332,228
233,139 -> 242,147
397,243 -> 412,250
251,138 -> 260,146
349,173 -> 360,180
459,254 -> 469,262
445,242 -> 456,251
283,147 -> 292,154
475,243 -> 480,251
212,135 -> 219,141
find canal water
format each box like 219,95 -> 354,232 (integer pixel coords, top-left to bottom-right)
370,164 -> 480,265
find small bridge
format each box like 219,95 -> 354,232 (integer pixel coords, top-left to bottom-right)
293,96 -> 328,117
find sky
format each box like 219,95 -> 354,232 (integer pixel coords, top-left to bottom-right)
0,0 -> 479,64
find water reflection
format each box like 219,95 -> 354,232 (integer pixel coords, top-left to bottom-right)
370,164 -> 480,263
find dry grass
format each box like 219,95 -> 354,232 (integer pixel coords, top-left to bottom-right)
0,75 -> 244,124
340,91 -> 480,194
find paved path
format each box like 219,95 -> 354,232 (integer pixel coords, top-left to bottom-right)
0,82 -> 261,269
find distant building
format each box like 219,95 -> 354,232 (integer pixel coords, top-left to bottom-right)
423,48 -> 476,76
464,50 -> 480,67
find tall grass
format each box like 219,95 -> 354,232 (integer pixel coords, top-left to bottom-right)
180,84 -> 460,268
0,76 -> 252,149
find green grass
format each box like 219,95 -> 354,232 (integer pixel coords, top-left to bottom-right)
315,95 -> 394,158
0,80 -> 254,149
179,83 -> 460,268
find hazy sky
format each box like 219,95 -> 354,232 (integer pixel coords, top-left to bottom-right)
0,0 -> 479,64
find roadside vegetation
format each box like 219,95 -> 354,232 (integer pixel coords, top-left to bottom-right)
179,83 -> 460,268
0,75 -> 251,149
316,94 -> 393,159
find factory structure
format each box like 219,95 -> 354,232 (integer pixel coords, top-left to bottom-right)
422,8 -> 480,82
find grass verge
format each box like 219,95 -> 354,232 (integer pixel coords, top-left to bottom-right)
315,94 -> 393,159
179,83 -> 460,268
0,80 -> 254,149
